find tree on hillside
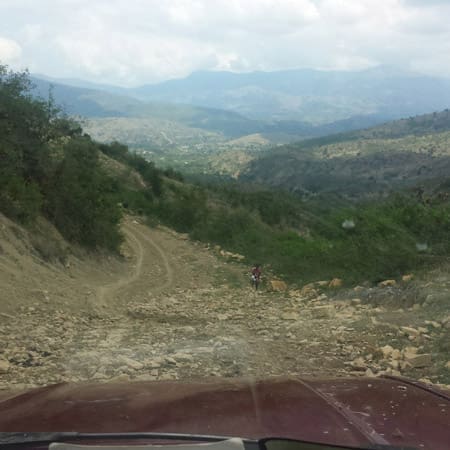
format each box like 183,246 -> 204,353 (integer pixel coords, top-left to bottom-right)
0,66 -> 51,221
1,65 -> 123,251
46,137 -> 123,250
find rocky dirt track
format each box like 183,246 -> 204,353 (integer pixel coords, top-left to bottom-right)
0,217 -> 449,391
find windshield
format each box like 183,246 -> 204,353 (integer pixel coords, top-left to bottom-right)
0,1 -> 449,450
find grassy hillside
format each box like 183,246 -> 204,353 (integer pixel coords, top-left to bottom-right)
241,110 -> 450,197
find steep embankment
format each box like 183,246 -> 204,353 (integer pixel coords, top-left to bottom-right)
0,214 -> 449,391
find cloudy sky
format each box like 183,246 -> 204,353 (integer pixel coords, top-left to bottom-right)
1,0 -> 450,86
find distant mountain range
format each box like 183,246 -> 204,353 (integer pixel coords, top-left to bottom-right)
29,74 -> 391,142
37,66 -> 450,124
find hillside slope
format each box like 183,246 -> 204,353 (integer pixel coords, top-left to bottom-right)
241,110 -> 450,196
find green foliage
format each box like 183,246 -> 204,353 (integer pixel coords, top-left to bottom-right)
46,137 -> 123,250
0,176 -> 42,223
0,65 -> 51,222
155,184 -> 207,232
153,183 -> 450,284
0,65 -> 123,251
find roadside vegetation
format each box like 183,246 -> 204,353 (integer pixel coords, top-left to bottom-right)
0,66 -> 125,250
2,65 -> 450,285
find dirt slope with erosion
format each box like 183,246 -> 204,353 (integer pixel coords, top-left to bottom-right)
0,213 -> 449,391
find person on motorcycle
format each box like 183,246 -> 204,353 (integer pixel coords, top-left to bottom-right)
251,264 -> 262,290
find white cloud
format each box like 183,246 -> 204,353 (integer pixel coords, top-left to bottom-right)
0,36 -> 22,64
0,0 -> 449,84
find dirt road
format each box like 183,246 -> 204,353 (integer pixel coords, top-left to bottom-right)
0,216 -> 449,390
96,221 -> 175,307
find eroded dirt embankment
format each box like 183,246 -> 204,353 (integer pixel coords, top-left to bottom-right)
0,214 -> 449,391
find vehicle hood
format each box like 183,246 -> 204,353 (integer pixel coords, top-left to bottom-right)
0,376 -> 448,450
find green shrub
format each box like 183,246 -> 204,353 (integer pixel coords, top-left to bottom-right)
0,176 -> 42,223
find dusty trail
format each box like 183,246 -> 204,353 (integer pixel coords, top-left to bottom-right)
95,219 -> 179,309
127,222 -> 174,293
97,225 -> 145,306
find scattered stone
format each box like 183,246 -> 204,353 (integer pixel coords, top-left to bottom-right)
445,361 -> 450,370
380,345 -> 394,358
144,358 -> 163,369
351,298 -> 362,306
217,313 -> 229,321
288,289 -> 303,298
365,368 -> 376,378
134,374 -> 158,381
281,312 -> 300,321
110,374 -> 130,382
164,357 -> 177,366
404,353 -> 432,369
0,360 -> 10,374
378,279 -> 396,287
311,305 -> 335,319
159,373 -> 177,381
390,359 -> 401,370
173,353 -> 194,362
329,278 -> 343,288
300,285 -> 318,298
400,326 -> 421,338
92,371 -> 108,380
402,274 -> 414,282
425,320 -> 441,329
402,346 -> 418,358
351,357 -> 367,371
121,357 -> 144,371
219,250 -> 245,261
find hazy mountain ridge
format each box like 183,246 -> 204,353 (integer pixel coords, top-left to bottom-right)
30,74 -> 400,172
124,67 -> 450,123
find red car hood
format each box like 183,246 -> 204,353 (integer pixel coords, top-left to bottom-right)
0,376 -> 448,450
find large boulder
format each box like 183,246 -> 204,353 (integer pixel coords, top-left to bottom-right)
269,280 -> 288,292
329,278 -> 343,288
